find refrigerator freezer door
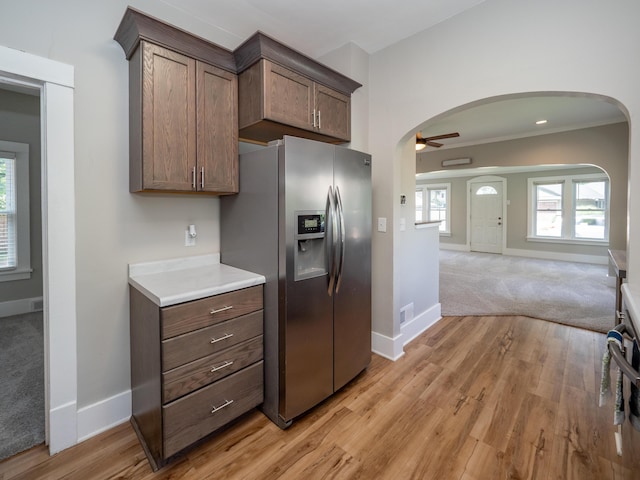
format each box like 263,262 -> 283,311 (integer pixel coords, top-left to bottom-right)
281,136 -> 335,421
332,147 -> 372,391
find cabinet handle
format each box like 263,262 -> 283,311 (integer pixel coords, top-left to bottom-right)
317,110 -> 321,129
211,399 -> 234,414
312,109 -> 316,128
192,166 -> 196,189
210,305 -> 233,315
200,167 -> 204,190
210,333 -> 234,344
210,360 -> 234,373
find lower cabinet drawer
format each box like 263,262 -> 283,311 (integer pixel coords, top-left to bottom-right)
162,361 -> 264,459
162,310 -> 263,371
162,336 -> 263,403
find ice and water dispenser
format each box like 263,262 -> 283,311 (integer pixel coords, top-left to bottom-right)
294,211 -> 327,281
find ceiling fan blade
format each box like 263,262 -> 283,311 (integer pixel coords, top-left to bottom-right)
426,141 -> 443,148
424,132 -> 460,141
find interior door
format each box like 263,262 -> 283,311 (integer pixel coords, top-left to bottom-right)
470,180 -> 504,254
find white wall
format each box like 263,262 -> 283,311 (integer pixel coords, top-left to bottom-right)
368,0 -> 640,344
319,42 -> 370,152
0,0 -> 246,411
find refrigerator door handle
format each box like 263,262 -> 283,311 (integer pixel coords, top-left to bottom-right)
325,186 -> 338,296
334,186 -> 346,293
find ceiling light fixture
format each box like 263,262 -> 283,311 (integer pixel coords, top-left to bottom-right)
415,142 -> 426,151
536,119 -> 548,125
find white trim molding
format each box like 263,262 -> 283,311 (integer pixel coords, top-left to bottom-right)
0,296 -> 43,318
503,247 -> 608,265
372,304 -> 442,361
372,331 -> 405,361
77,390 -> 131,442
439,243 -> 470,252
0,45 -> 77,455
401,303 -> 442,346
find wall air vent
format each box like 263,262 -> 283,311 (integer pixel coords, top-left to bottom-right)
442,158 -> 472,167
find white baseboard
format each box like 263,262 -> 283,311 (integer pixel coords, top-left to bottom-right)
401,303 -> 442,346
371,331 -> 405,361
49,400 -> 78,454
440,245 -> 608,265
372,304 -> 443,361
0,296 -> 44,318
77,390 -> 131,443
503,247 -> 608,265
439,243 -> 469,252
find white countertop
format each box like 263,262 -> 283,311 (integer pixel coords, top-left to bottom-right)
128,254 -> 266,307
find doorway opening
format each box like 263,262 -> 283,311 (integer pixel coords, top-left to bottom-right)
0,45 -> 77,456
0,89 -> 44,459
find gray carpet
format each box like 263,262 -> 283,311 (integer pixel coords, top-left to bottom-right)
0,312 -> 45,461
439,250 -> 614,333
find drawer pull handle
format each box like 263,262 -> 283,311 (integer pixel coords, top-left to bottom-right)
210,360 -> 234,373
211,399 -> 234,414
210,305 -> 233,315
210,333 -> 234,344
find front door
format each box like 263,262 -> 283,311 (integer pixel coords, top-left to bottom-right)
470,180 -> 504,254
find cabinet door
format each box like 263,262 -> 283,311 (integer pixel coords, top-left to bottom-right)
315,84 -> 350,142
142,42 -> 196,191
264,60 -> 314,131
196,62 -> 239,193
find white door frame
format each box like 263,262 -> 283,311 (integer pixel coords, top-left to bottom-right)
466,175 -> 507,253
0,45 -> 78,454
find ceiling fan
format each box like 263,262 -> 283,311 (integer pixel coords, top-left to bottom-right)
416,132 -> 460,151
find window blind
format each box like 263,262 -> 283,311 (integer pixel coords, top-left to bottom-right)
0,151 -> 16,270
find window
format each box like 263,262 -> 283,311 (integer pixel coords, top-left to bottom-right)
534,182 -> 563,237
476,185 -> 498,195
528,173 -> 608,243
0,141 -> 31,281
416,183 -> 451,234
574,180 -> 606,239
0,153 -> 16,269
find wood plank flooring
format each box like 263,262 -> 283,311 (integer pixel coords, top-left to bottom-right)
2,315 -> 640,479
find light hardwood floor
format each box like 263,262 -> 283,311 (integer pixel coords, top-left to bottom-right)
2,315 -> 640,479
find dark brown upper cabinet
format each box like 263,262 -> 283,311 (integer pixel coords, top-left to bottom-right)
115,8 -> 238,194
234,32 -> 361,145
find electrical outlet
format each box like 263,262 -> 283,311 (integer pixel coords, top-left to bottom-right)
185,229 -> 196,247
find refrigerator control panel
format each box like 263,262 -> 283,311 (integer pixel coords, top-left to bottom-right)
294,211 -> 327,281
296,213 -> 325,239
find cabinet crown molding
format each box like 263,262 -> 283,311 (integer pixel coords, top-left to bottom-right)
114,7 -> 236,73
234,31 -> 362,96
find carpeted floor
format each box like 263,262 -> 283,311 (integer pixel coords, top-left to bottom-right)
0,312 -> 45,461
439,250 -> 615,333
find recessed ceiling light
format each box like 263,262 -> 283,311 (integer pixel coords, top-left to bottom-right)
536,119 -> 548,125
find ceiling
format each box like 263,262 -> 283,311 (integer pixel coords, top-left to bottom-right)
160,0 -> 489,58
418,94 -> 627,151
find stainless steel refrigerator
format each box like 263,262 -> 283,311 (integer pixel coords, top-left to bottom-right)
221,135 -> 371,429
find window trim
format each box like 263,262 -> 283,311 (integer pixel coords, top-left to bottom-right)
527,172 -> 609,245
0,140 -> 31,282
416,182 -> 451,235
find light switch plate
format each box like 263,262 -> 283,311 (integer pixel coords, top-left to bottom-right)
377,217 -> 387,232
185,229 -> 196,247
